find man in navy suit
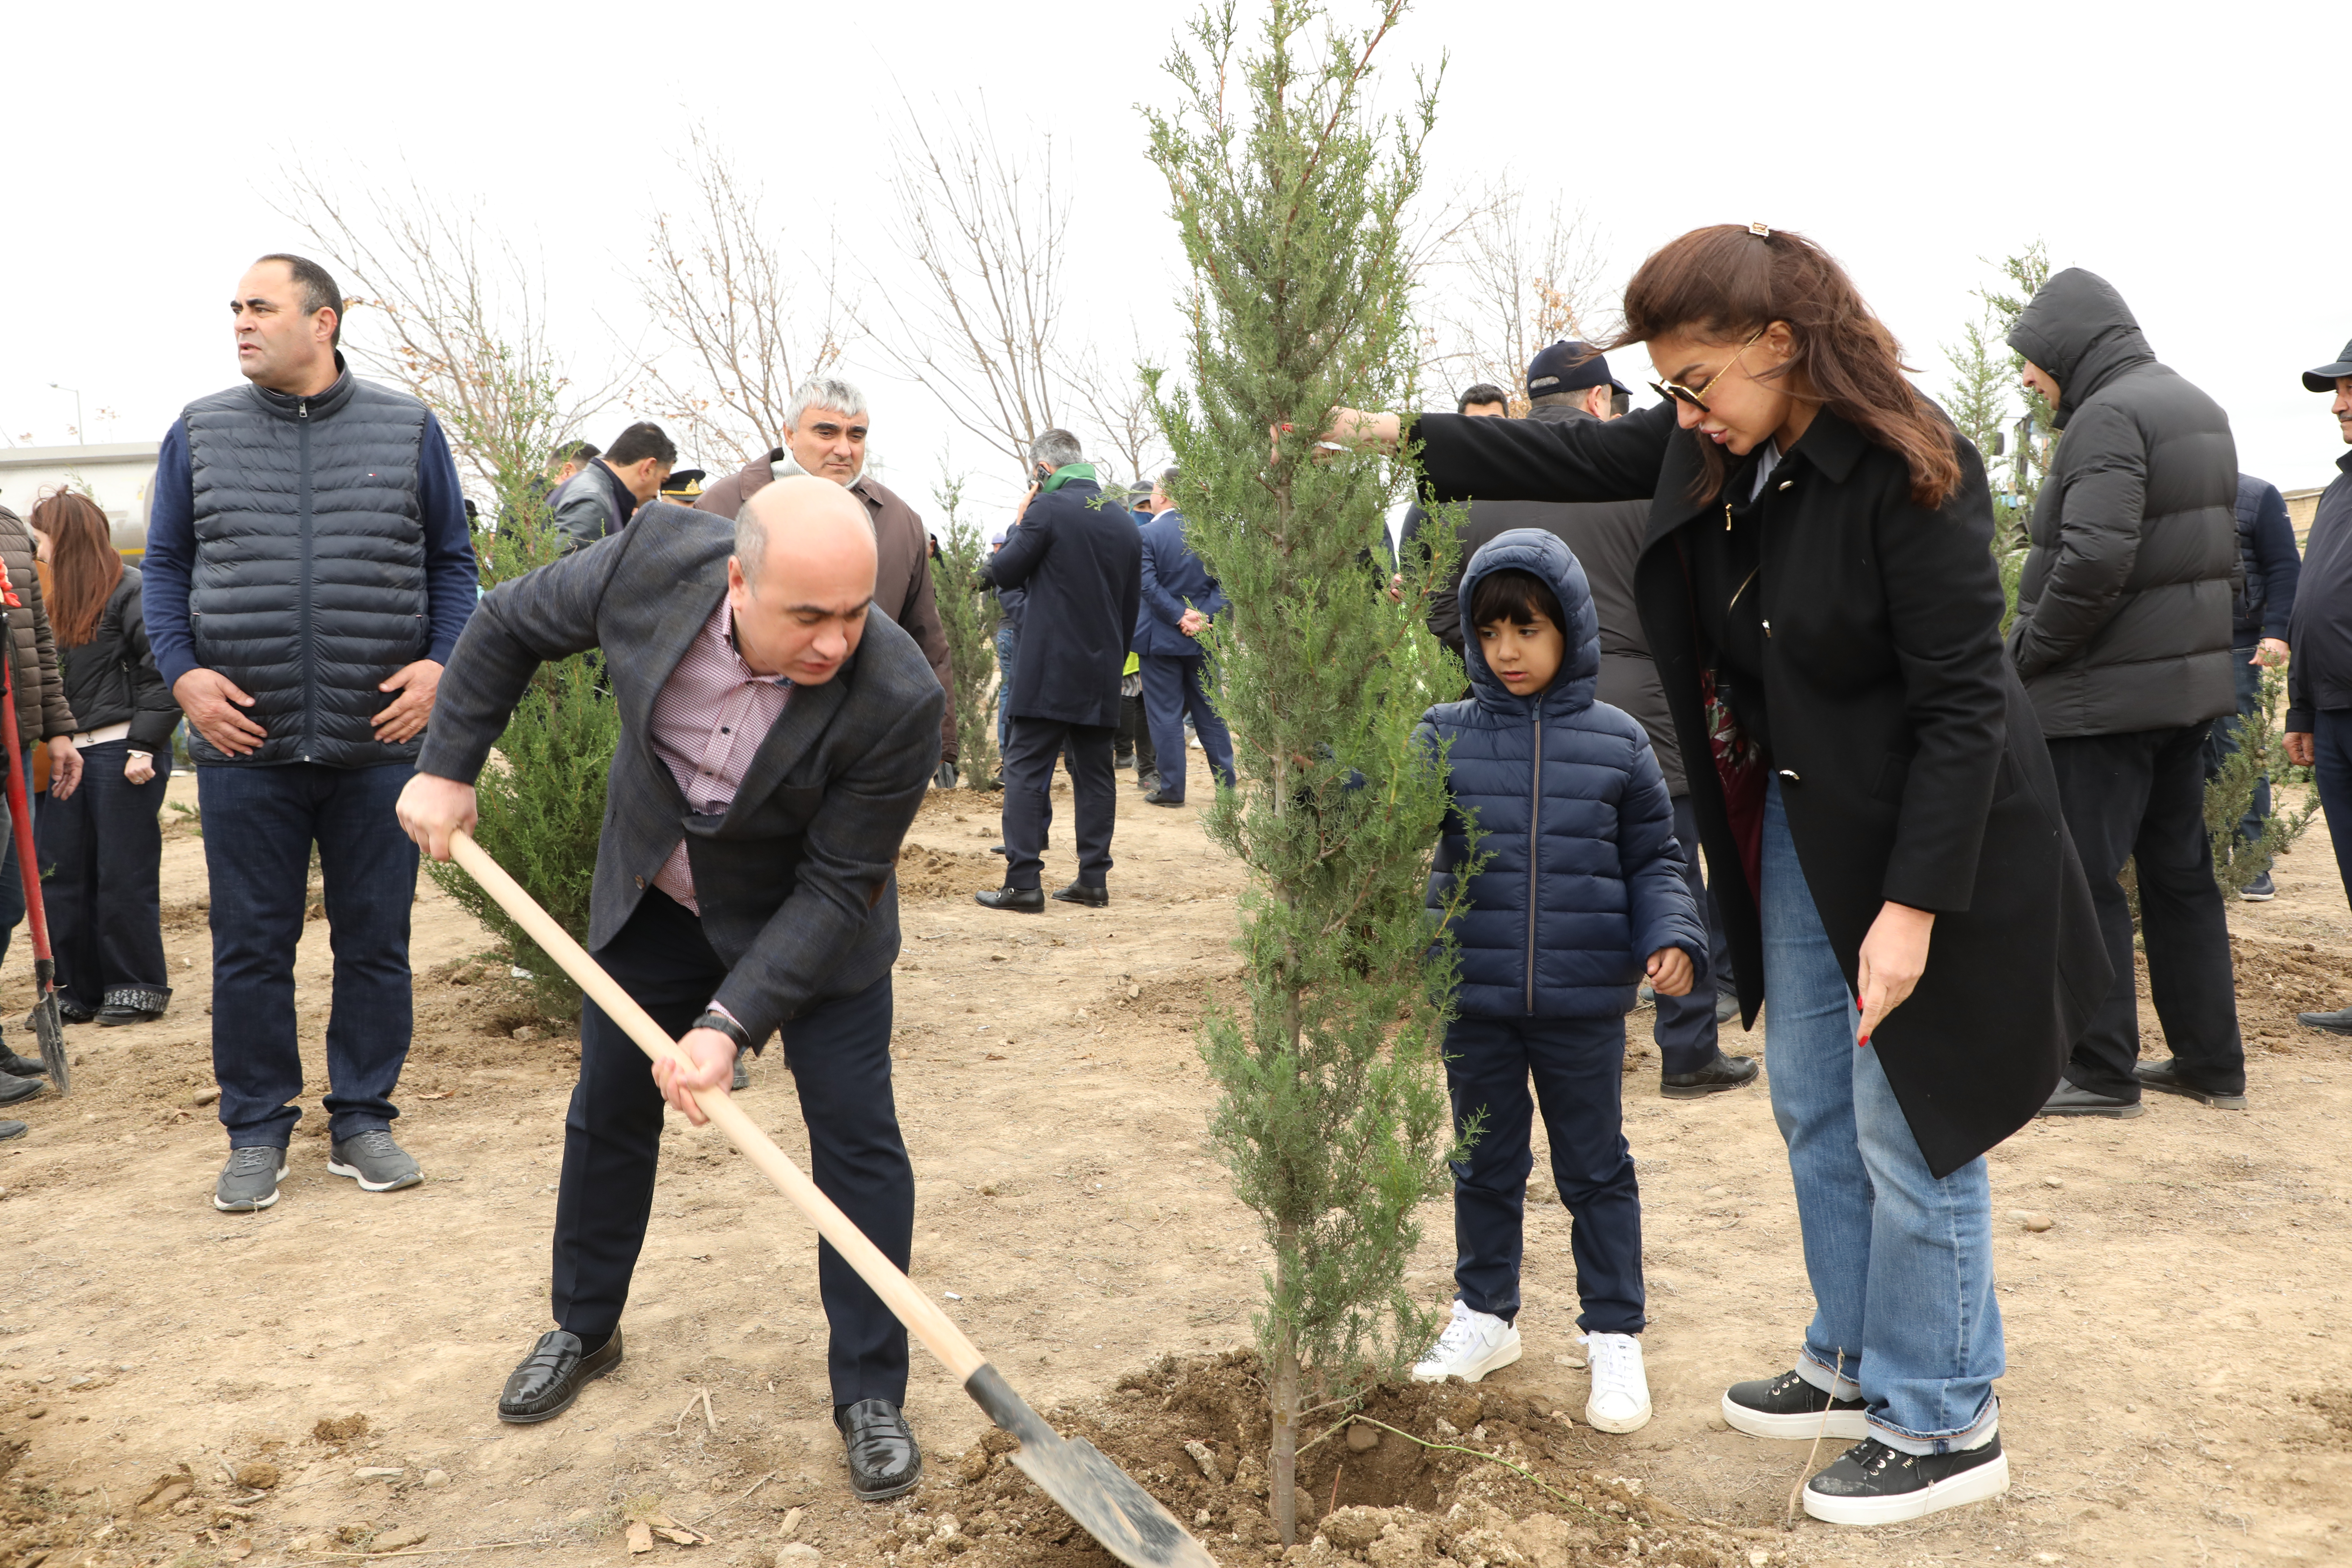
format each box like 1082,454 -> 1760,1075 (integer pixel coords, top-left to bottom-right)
1135,469 -> 1237,806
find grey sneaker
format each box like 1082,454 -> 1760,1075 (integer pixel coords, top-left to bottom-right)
327,1130 -> 423,1192
215,1146 -> 288,1212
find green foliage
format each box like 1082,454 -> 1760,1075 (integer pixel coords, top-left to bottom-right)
1942,311 -> 2029,630
1976,241 -> 2056,520
2206,664 -> 2317,895
929,471 -> 1001,786
1146,0 -> 1467,1544
423,372 -> 618,1018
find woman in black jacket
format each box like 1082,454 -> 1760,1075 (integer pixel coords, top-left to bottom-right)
1322,225 -> 2106,1528
28,493 -> 176,1026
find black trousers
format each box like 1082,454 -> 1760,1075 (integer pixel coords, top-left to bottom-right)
552,891 -> 913,1406
1115,691 -> 1156,780
35,740 -> 170,1013
2047,722 -> 2243,1099
999,716 -> 1116,890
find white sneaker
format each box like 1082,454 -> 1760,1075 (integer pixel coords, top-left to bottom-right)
1584,1331 -> 1652,1433
1409,1301 -> 1521,1384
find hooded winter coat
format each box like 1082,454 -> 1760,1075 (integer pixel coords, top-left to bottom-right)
1418,530 -> 1703,1020
2004,268 -> 2239,738
0,506 -> 76,758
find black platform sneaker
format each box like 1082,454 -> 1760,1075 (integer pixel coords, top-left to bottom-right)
1801,1434 -> 2008,1525
1721,1368 -> 1870,1440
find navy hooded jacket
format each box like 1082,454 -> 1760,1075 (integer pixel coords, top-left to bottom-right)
1418,530 -> 1703,1019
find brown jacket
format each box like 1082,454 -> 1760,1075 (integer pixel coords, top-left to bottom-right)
698,453 -> 955,762
0,507 -> 77,761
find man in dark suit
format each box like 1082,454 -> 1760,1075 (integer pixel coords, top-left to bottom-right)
974,430 -> 1142,911
395,477 -> 944,1503
1133,468 -> 1236,806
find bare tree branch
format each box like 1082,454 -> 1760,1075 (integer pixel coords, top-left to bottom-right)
1435,182 -> 1605,413
274,164 -> 624,508
1062,331 -> 1169,492
632,124 -> 858,470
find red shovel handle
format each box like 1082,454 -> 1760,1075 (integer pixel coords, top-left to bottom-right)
0,632 -> 52,969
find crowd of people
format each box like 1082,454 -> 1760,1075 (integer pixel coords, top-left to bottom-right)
1,228 -> 2349,1528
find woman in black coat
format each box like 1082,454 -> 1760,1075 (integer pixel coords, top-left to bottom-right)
1324,225 -> 2105,1528
28,493 -> 177,1026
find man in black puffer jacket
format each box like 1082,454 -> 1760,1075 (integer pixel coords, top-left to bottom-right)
2005,267 -> 2244,1118
144,253 -> 479,1212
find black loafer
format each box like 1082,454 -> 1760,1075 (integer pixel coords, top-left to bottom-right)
1051,881 -> 1108,908
497,1330 -> 623,1423
974,886 -> 1044,913
1661,1051 -> 1759,1099
2297,1005 -> 2352,1036
2135,1058 -> 2247,1110
836,1398 -> 923,1501
0,1051 -> 46,1079
2036,1079 -> 2142,1118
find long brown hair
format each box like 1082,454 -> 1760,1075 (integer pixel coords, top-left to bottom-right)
30,491 -> 121,649
1604,225 -> 1963,508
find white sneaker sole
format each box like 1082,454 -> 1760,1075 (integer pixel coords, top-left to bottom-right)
1586,1392 -> 1652,1434
214,1158 -> 288,1213
327,1158 -> 422,1193
1409,1330 -> 1522,1384
1801,1449 -> 2009,1526
1722,1389 -> 1872,1441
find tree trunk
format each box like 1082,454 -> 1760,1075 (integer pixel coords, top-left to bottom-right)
1270,1252 -> 1301,1546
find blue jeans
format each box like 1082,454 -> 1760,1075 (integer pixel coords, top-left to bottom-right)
994,625 -> 1019,755
200,762 -> 420,1147
1762,779 -> 2001,1454
2315,709 -> 2352,913
1444,1013 -> 1644,1335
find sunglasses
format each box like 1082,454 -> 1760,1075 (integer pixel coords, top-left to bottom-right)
1649,326 -> 1768,414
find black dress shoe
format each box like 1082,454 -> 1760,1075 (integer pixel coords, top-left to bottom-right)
1051,881 -> 1108,908
2297,1004 -> 2352,1036
974,886 -> 1044,913
2136,1057 -> 2247,1109
0,1073 -> 43,1107
1660,1051 -> 1760,1099
0,1051 -> 46,1079
57,1004 -> 95,1026
2036,1078 -> 2142,1118
1142,788 -> 1184,807
497,1329 -> 624,1423
836,1398 -> 923,1501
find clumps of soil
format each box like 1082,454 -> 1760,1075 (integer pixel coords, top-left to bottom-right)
876,1351 -> 1765,1566
312,1413 -> 369,1444
2293,1387 -> 2352,1448
897,845 -> 1007,903
2226,936 -> 2347,1046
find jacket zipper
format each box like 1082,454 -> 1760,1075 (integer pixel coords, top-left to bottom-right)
1525,706 -> 1542,1015
298,397 -> 315,761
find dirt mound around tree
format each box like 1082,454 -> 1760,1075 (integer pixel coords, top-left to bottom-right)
861,1352 -> 1792,1566
898,845 -> 1012,902
2228,934 -> 2351,1045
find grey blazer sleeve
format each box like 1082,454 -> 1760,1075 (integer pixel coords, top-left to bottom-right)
417,534 -> 628,782
711,681 -> 944,1041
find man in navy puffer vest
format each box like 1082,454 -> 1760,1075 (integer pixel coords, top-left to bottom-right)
145,254 -> 478,1213
1407,530 -> 1703,1434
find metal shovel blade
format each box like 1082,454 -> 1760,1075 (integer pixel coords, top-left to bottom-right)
964,1364 -> 1217,1568
28,994 -> 65,1096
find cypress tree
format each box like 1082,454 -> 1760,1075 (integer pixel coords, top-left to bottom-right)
1146,0 -> 1469,1545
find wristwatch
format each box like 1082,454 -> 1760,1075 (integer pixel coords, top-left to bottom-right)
691,1009 -> 751,1055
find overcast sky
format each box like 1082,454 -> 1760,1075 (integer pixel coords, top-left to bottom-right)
7,0 -> 2346,520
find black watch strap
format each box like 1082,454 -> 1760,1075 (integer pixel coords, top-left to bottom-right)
691,1009 -> 752,1054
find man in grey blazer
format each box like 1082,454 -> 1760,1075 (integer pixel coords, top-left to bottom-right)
396,477 -> 944,1502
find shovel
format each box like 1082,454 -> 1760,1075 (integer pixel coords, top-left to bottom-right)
448,830 -> 1215,1568
0,620 -> 66,1094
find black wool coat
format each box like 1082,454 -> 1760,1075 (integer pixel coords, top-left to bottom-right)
979,479 -> 1142,730
1414,403 -> 2110,1176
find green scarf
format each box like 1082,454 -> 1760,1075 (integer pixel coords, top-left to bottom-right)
1037,462 -> 1097,493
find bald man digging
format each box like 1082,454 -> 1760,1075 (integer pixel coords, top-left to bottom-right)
397,477 -> 944,1500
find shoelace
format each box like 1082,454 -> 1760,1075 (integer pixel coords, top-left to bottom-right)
1589,1337 -> 1642,1400
226,1147 -> 279,1173
344,1130 -> 399,1157
1430,1310 -> 1485,1358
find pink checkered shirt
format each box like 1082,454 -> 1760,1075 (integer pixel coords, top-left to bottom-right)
650,594 -> 793,914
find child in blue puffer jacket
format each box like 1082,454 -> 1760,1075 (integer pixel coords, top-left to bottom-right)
1409,529 -> 1704,1435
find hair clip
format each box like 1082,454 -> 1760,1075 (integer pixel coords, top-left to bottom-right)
1748,221 -> 1771,238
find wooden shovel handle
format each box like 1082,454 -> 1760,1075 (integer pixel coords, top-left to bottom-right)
448,830 -> 988,1382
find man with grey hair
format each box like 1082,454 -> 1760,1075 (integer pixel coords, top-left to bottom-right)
697,378 -> 955,783
974,430 -> 1141,911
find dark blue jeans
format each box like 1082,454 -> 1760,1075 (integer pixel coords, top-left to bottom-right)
1444,1013 -> 1644,1335
555,890 -> 912,1406
36,741 -> 169,1012
2203,646 -> 2271,854
199,761 -> 419,1147
2314,709 -> 2352,914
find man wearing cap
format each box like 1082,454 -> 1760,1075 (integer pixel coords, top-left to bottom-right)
1396,345 -> 1754,1099
2288,341 -> 2352,1034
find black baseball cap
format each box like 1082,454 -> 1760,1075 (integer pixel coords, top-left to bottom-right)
2304,338 -> 2352,392
1527,340 -> 1631,399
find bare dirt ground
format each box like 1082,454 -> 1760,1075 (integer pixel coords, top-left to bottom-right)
0,752 -> 2344,1568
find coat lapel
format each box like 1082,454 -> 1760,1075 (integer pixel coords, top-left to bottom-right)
727,664 -> 850,825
